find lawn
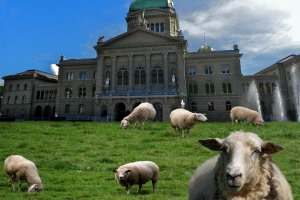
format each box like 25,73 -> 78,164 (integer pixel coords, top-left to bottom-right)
0,121 -> 299,199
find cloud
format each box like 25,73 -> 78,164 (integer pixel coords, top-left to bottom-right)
175,0 -> 300,74
0,79 -> 4,86
50,64 -> 59,75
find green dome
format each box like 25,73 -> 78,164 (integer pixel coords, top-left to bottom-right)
129,0 -> 173,11
198,44 -> 213,53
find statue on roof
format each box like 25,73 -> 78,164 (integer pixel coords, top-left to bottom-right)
98,36 -> 105,43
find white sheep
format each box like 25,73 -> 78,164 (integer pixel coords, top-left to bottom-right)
230,106 -> 264,125
120,102 -> 156,129
4,155 -> 43,192
170,108 -> 207,137
113,161 -> 159,194
189,131 -> 293,200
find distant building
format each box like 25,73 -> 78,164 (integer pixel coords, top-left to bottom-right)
1,0 -> 299,121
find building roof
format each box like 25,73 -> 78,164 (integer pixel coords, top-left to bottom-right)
2,69 -> 57,82
129,0 -> 173,11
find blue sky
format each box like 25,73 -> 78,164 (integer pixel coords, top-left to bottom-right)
1,0 -> 299,85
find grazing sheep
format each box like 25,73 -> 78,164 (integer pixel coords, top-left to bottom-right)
120,102 -> 156,129
170,108 -> 207,137
113,161 -> 159,194
189,131 -> 293,200
4,155 -> 43,192
230,106 -> 264,125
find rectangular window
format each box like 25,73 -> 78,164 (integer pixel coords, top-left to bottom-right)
188,67 -> 196,75
221,65 -> 230,74
205,66 -> 213,74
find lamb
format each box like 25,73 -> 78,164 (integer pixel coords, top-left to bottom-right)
170,108 -> 207,137
120,102 -> 156,129
113,161 -> 159,194
4,155 -> 43,192
230,106 -> 264,125
189,131 -> 293,200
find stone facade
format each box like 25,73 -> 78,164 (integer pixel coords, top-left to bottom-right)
1,1 -> 299,121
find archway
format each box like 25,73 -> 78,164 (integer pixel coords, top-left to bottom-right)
115,103 -> 126,122
153,102 -> 163,121
43,105 -> 52,120
35,106 -> 42,120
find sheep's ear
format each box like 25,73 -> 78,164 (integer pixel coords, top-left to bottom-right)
113,169 -> 117,173
28,184 -> 37,192
261,142 -> 283,154
199,138 -> 223,151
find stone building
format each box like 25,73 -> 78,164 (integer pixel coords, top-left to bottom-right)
1,0 -> 299,121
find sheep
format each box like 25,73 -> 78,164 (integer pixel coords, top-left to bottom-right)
4,155 -> 43,192
113,161 -> 159,194
189,131 -> 293,200
120,102 -> 156,129
230,106 -> 264,125
170,108 -> 207,137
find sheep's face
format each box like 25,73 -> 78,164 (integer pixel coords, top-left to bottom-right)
195,113 -> 207,122
114,168 -> 131,182
120,119 -> 130,129
199,131 -> 283,193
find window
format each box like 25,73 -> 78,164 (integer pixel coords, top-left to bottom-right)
9,85 -> 12,91
117,67 -> 129,86
225,101 -> 232,111
188,83 -> 198,94
191,102 -> 197,112
22,96 -> 26,104
7,96 -> 11,104
205,83 -> 215,94
67,73 -> 74,80
266,83 -> 271,94
155,23 -> 160,32
79,87 -> 86,97
134,65 -> 146,85
80,72 -> 87,80
36,91 -> 40,100
221,65 -> 230,74
16,84 -> 20,91
66,87 -> 73,98
160,23 -> 165,32
79,104 -> 84,114
92,85 -> 96,97
15,96 -> 19,104
151,65 -> 163,84
150,23 -> 154,31
93,71 -> 97,80
222,82 -> 232,93
208,101 -> 214,111
205,66 -> 213,74
24,84 -> 28,90
259,83 -> 265,94
188,67 -> 196,75
65,104 -> 70,113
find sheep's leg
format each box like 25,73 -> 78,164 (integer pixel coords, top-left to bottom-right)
7,175 -> 16,190
187,129 -> 190,137
126,185 -> 131,194
137,184 -> 142,193
18,180 -> 22,191
182,129 -> 185,138
152,180 -> 157,192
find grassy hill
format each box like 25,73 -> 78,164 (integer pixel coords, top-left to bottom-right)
0,121 -> 298,199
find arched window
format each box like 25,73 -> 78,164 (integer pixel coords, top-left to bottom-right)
160,23 -> 165,32
79,86 -> 86,97
225,101 -> 232,111
79,104 -> 84,113
206,83 -> 215,94
205,66 -> 213,74
191,102 -> 197,112
36,91 -> 40,100
155,23 -> 160,32
49,90 -> 53,99
65,104 -> 70,113
222,82 -> 232,93
15,96 -> 19,104
7,96 -> 11,104
80,72 -> 87,80
22,96 -> 26,104
45,90 -> 49,100
67,73 -> 74,80
208,101 -> 214,111
151,65 -> 164,84
134,65 -> 145,85
41,91 -> 44,100
117,67 -> 128,86
92,85 -> 96,97
16,84 -> 20,91
66,87 -> 73,98
24,84 -> 28,90
188,83 -> 198,94
259,83 -> 265,94
266,83 -> 271,94
150,23 -> 154,31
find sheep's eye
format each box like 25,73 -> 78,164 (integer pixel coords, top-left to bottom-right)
251,148 -> 261,156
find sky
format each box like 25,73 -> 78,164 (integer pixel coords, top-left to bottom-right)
1,0 -> 299,86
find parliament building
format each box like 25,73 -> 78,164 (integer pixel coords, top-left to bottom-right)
1,0 -> 300,122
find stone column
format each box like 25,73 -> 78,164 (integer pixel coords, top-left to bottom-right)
177,51 -> 187,96
96,56 -> 104,95
111,56 -> 116,93
145,53 -> 151,92
163,53 -> 169,92
128,55 -> 133,93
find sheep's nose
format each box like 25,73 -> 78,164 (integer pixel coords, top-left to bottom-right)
226,172 -> 242,180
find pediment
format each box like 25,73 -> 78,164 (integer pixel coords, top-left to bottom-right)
97,28 -> 183,48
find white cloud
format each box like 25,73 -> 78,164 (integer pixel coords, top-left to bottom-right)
0,79 -> 4,86
175,0 -> 300,74
50,64 -> 59,75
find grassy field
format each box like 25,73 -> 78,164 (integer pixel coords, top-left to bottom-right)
0,121 -> 299,199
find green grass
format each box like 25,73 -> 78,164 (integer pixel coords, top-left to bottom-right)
0,121 -> 299,199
